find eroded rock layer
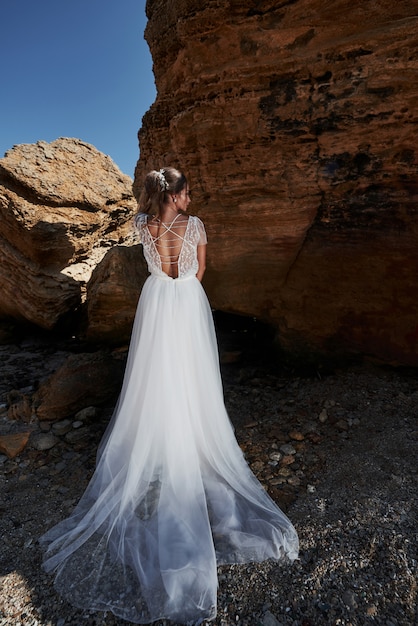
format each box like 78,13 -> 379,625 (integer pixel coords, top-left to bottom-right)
135,0 -> 418,365
0,138 -> 136,329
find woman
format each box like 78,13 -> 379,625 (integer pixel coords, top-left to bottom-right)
40,167 -> 299,625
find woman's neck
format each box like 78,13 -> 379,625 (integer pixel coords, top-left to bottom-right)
158,200 -> 179,222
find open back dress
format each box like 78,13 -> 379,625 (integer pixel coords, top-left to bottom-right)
40,212 -> 299,625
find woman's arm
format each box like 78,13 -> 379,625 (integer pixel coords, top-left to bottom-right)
196,244 -> 207,282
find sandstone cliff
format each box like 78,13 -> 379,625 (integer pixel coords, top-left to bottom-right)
135,0 -> 418,365
0,138 -> 137,329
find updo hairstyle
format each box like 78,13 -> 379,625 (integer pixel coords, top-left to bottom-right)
138,167 -> 187,215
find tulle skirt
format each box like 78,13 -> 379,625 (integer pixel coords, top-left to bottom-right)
40,273 -> 299,625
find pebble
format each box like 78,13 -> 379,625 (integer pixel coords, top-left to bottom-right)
262,610 -> 283,626
280,443 -> 296,455
52,419 -> 73,436
75,406 -> 98,421
289,430 -> 304,441
280,454 -> 295,466
269,477 -> 286,485
342,589 -> 358,609
65,427 -> 91,444
319,408 -> 328,422
366,603 -> 378,616
30,432 -> 59,451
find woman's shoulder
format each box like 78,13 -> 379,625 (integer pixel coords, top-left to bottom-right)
188,214 -> 207,244
133,212 -> 150,227
188,214 -> 205,227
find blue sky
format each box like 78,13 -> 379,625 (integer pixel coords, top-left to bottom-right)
0,0 -> 156,177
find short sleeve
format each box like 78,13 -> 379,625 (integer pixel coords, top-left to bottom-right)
195,216 -> 207,246
133,213 -> 148,242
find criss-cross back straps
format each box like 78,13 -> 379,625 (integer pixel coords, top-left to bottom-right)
150,214 -> 185,244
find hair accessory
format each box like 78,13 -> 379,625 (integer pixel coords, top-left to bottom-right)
156,169 -> 169,192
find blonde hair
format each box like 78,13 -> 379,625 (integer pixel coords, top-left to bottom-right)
138,167 -> 187,215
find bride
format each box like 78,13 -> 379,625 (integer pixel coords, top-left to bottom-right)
40,167 -> 299,625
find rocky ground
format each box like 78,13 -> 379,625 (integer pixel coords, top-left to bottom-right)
0,323 -> 416,626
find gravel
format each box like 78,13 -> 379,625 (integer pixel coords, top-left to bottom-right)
0,332 -> 416,626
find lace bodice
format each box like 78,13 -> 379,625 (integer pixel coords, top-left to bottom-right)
134,213 -> 207,279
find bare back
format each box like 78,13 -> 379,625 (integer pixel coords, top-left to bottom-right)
146,214 -> 190,279
135,212 -> 207,280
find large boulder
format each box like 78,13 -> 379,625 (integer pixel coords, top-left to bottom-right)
86,244 -> 148,344
0,138 -> 136,329
135,0 -> 418,365
33,351 -> 126,421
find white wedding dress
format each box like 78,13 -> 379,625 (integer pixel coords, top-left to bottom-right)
40,213 -> 299,625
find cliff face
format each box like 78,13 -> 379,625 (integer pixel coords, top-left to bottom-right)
135,0 -> 418,365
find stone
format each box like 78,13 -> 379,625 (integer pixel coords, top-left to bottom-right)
0,432 -> 30,458
30,432 -> 59,451
86,244 -> 148,343
342,589 -> 358,609
280,454 -> 295,466
51,419 -> 73,436
289,430 -> 305,441
136,0 -> 418,367
269,477 -> 286,486
262,611 -> 282,626
280,443 -> 296,455
366,604 -> 378,616
74,406 -> 99,421
65,427 -> 90,444
250,460 -> 264,472
54,461 -> 67,473
33,351 -> 125,421
319,409 -> 328,423
0,138 -> 136,330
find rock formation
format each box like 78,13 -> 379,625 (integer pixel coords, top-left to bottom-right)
86,244 -> 148,344
135,0 -> 418,365
34,351 -> 126,422
0,138 -> 137,330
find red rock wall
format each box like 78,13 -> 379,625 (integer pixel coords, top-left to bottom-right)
135,0 -> 418,365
